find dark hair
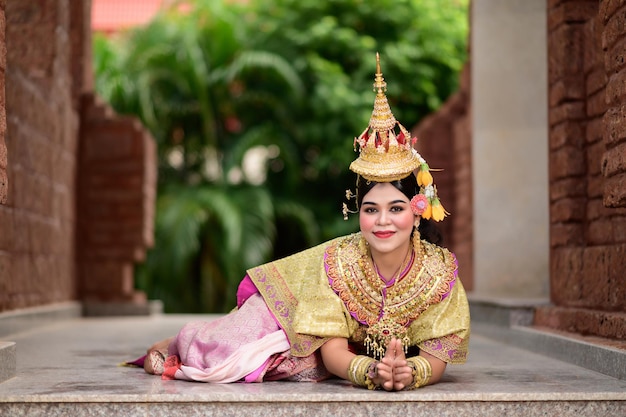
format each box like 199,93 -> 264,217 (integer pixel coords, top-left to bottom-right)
356,174 -> 443,245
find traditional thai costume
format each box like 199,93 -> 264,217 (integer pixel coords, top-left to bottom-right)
159,232 -> 469,383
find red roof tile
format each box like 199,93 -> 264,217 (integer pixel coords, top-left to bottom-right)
92,0 -> 165,33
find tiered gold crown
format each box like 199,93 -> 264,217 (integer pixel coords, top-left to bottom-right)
348,53 -> 448,221
349,53 -> 420,182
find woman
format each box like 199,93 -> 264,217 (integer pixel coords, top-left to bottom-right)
320,174 -> 466,390
139,55 -> 470,390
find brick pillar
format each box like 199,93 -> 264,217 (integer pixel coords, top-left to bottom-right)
536,0 -> 626,341
77,93 -> 157,315
0,0 -> 6,205
601,0 -> 626,208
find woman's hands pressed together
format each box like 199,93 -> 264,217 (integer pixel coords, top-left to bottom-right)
372,338 -> 413,391
320,336 -> 446,391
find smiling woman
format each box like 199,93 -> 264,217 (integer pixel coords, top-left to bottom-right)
133,54 -> 470,391
358,182 -> 417,276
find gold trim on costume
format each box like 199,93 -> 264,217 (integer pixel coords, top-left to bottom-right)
325,234 -> 458,358
420,332 -> 469,364
247,262 -> 329,357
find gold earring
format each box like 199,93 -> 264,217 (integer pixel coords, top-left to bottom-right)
412,226 -> 421,248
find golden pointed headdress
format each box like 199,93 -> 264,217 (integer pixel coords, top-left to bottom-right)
347,53 -> 448,221
349,53 -> 420,182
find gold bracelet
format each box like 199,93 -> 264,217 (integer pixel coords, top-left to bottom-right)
347,355 -> 378,390
405,356 -> 432,389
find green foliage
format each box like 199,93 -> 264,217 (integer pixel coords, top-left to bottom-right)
135,183 -> 277,312
242,0 -> 469,238
93,0 -> 468,312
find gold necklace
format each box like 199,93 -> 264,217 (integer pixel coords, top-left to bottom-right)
371,245 -> 413,286
327,234 -> 451,358
365,247 -> 415,358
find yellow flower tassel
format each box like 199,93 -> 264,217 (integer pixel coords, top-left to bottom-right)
417,164 -> 433,187
422,201 -> 432,220
431,198 -> 449,221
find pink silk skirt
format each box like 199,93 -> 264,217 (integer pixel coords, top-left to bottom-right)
162,292 -> 330,383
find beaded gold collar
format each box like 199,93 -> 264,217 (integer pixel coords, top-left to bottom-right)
325,233 -> 457,358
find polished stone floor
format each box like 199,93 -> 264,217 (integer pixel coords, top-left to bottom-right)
0,314 -> 624,416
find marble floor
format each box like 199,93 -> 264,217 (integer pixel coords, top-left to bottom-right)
0,314 -> 624,416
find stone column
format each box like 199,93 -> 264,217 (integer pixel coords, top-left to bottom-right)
471,0 -> 549,299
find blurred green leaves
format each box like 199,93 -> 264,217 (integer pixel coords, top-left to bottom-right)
93,0 -> 468,312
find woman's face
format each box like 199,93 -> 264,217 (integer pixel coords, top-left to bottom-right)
359,182 -> 416,257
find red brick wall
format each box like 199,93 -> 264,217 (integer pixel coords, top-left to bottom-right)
602,0 -> 626,209
0,0 -> 156,313
0,0 -> 80,310
0,1 -> 6,206
538,0 -> 626,340
413,64 -> 473,291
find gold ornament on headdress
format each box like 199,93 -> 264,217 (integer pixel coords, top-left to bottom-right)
347,53 -> 449,221
349,53 -> 420,182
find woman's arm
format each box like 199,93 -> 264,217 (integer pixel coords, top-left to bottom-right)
319,337 -> 354,380
420,350 -> 447,385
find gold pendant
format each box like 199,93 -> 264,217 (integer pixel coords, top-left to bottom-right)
365,315 -> 410,359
